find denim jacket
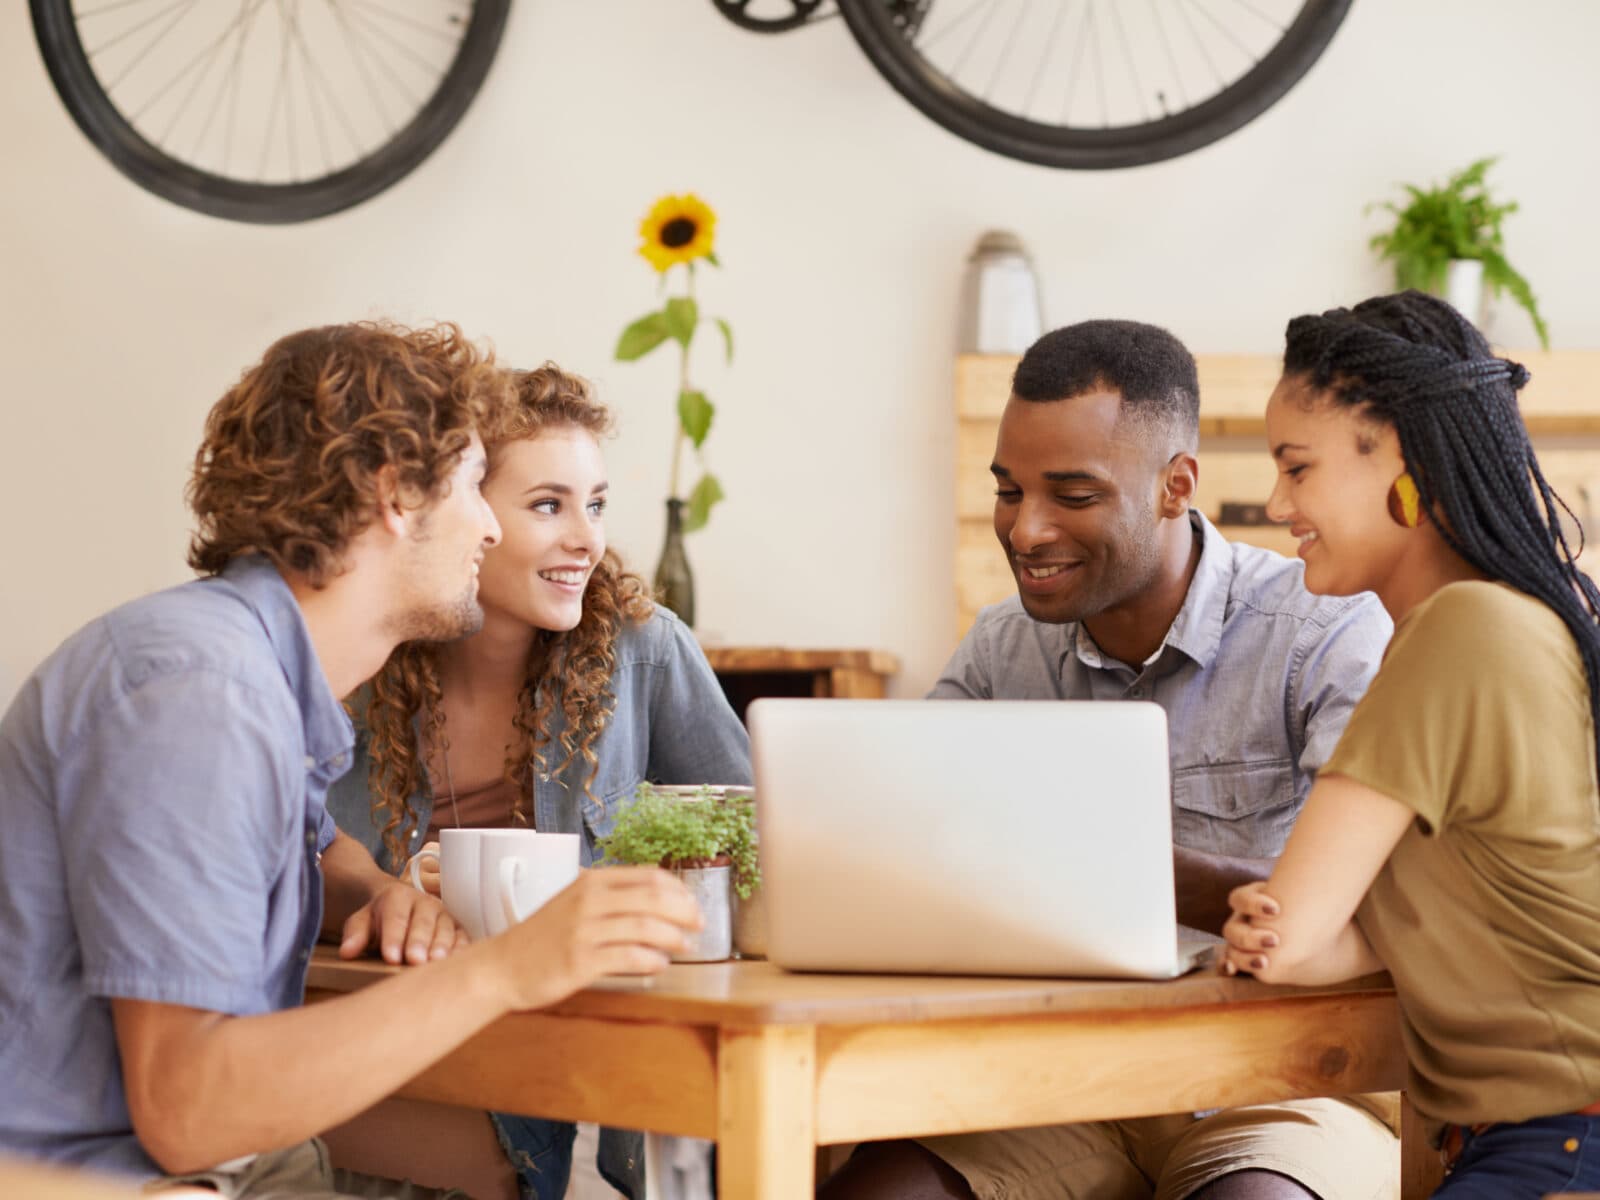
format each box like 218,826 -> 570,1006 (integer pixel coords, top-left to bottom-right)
326,605 -> 750,1200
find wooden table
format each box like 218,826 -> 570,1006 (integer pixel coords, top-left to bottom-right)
701,648 -> 901,721
308,951 -> 1439,1199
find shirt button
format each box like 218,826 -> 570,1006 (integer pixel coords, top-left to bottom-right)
298,948 -> 310,963
305,831 -> 317,847
304,755 -> 316,770
1129,686 -> 1146,699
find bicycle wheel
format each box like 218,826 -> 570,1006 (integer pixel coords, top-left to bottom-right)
835,0 -> 1351,169
30,0 -> 510,224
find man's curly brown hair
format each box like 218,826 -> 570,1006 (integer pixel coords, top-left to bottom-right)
362,364 -> 655,867
187,321 -> 511,587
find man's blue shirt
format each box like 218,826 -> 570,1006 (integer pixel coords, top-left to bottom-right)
932,512 -> 1394,858
0,555 -> 350,1178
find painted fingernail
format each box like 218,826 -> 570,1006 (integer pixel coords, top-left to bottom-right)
1262,935 -> 1279,949
1222,960 -> 1236,975
1251,956 -> 1267,970
1262,903 -> 1280,916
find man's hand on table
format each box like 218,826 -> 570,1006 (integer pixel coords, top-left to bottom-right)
339,881 -> 468,965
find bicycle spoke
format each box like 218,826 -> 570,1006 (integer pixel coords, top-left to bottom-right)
949,0 -> 1006,83
1107,2 -> 1150,123
133,5 -> 253,127
916,0 -> 1003,54
327,0 -> 397,139
1060,0 -> 1093,124
341,4 -> 430,115
189,0 -> 261,165
85,0 -> 191,62
1150,0 -> 1190,112
73,0 -> 173,21
982,0 -> 1031,104
286,5 -> 363,171
1223,0 -> 1287,34
257,0 -> 292,179
348,0 -> 469,44
1189,0 -> 1256,65
1022,0 -> 1070,117
148,4 -> 248,142
1176,0 -> 1225,92
348,0 -> 455,82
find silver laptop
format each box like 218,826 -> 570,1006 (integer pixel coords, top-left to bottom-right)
748,698 -> 1214,980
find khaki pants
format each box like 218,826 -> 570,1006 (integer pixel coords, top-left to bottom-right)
922,1097 -> 1399,1200
146,1139 -> 468,1200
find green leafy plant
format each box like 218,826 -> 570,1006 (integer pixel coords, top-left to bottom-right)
614,193 -> 733,533
596,783 -> 760,899
1368,157 -> 1548,348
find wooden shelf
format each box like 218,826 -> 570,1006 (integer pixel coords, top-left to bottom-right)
957,349 -> 1600,435
701,647 -> 901,720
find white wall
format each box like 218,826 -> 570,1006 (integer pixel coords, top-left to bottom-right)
3,1 -> 1598,705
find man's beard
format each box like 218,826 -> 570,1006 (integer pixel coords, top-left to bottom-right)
391,585 -> 484,643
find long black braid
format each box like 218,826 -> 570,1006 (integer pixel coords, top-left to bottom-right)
1282,289 -> 1600,784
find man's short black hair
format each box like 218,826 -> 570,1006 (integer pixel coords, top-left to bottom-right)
1011,319 -> 1199,445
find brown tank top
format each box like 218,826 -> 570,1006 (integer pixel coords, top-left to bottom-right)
425,774 -> 528,838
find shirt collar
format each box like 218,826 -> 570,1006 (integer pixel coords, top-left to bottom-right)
1067,510 -> 1232,673
219,554 -> 354,770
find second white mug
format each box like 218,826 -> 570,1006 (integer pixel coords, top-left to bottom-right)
410,828 -> 580,941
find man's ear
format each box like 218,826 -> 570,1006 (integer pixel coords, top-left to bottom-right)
374,465 -> 409,539
1160,451 -> 1199,518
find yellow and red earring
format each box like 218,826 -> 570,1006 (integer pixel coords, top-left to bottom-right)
1387,473 -> 1422,528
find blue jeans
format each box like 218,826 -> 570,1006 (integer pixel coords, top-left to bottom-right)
1435,1114 -> 1600,1198
488,1114 -> 643,1200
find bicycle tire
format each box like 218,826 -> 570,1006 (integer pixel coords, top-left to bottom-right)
29,0 -> 511,224
835,0 -> 1352,170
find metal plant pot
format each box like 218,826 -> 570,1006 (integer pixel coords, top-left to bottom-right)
673,861 -> 732,962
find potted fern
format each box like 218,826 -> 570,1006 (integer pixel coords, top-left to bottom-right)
596,783 -> 759,962
1368,157 -> 1549,347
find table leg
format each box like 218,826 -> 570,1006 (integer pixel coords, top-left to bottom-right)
1399,1091 -> 1443,1200
717,1024 -> 817,1200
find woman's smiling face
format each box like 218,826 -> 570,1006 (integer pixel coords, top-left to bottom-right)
1264,374 -> 1412,599
476,428 -> 608,633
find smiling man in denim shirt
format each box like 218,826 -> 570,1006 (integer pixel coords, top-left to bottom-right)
824,322 -> 1397,1200
0,323 -> 701,1199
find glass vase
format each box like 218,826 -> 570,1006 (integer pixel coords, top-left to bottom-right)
654,498 -> 695,627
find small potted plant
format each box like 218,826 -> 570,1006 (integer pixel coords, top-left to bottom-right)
596,783 -> 759,962
1368,156 -> 1548,347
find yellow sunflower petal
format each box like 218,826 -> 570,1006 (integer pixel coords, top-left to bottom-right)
637,193 -> 718,272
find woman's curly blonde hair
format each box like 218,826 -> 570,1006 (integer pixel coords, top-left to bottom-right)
362,364 -> 655,867
188,321 -> 511,587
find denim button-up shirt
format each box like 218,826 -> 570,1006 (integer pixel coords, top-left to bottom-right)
931,513 -> 1392,858
0,555 -> 348,1179
327,606 -> 751,872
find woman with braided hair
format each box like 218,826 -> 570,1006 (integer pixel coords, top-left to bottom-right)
1222,290 -> 1600,1195
321,363 -> 749,1200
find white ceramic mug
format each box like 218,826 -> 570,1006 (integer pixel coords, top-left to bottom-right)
409,829 -> 580,941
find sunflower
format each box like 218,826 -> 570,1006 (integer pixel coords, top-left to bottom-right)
637,194 -> 717,272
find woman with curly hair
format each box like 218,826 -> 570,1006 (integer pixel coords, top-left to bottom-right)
1222,290 -> 1600,1196
323,363 -> 749,1200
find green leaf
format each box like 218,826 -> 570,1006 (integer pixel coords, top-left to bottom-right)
664,297 -> 698,348
615,311 -> 670,361
678,389 -> 714,448
705,251 -> 721,268
683,472 -> 725,534
715,318 -> 734,364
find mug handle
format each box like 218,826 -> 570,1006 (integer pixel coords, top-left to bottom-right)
409,845 -> 441,893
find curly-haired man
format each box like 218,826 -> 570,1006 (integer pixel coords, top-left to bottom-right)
0,323 -> 701,1198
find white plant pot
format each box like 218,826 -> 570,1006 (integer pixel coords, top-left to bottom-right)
1443,258 -> 1486,327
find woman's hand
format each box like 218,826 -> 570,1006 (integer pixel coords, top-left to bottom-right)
409,842 -> 442,897
1221,881 -> 1281,977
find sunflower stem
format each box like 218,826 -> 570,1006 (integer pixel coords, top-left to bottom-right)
668,265 -> 696,500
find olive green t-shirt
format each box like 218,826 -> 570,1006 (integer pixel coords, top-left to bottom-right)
1324,580 -> 1600,1125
